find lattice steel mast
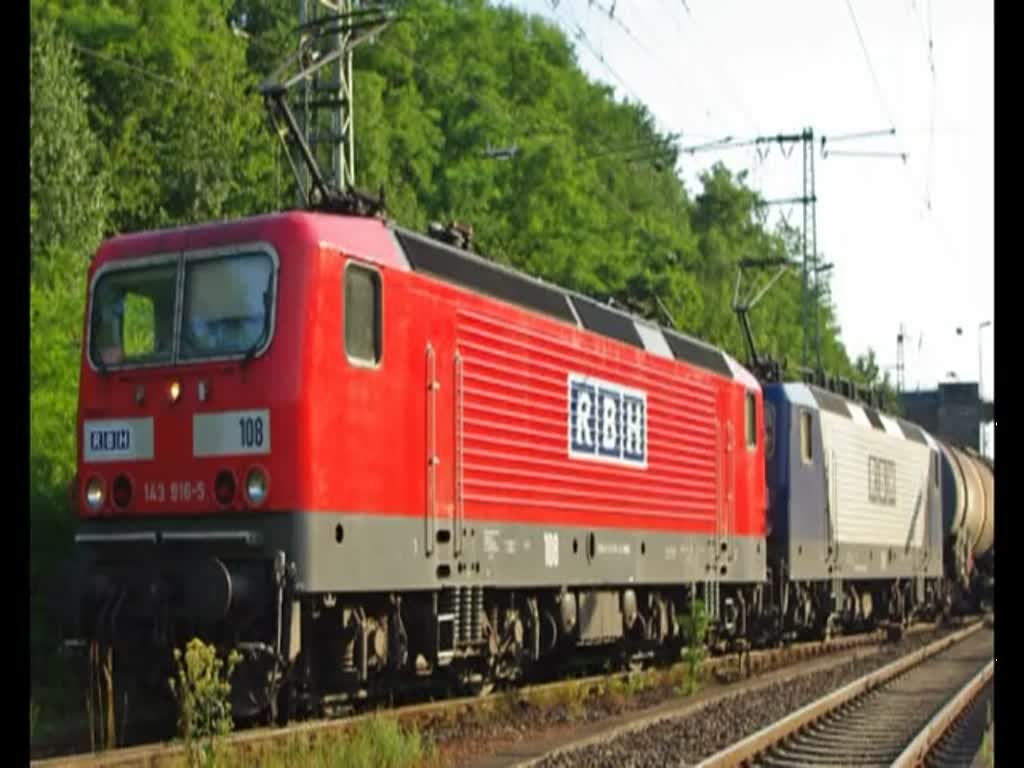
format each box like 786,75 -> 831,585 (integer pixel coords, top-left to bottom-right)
684,127 -> 901,372
258,3 -> 392,213
296,0 -> 359,199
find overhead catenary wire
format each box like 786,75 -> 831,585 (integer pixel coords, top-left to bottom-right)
360,5 -> 690,179
576,0 -> 694,99
655,0 -> 687,39
258,0 -> 713,186
69,37 -> 303,212
818,5 -> 938,220
924,0 -> 937,211
72,43 -> 206,93
254,3 -> 621,163
565,0 -> 736,138
643,0 -> 716,128
69,4 -> 897,370
843,0 -> 897,133
909,0 -> 935,74
840,0 -> 935,220
547,0 -> 646,105
80,6 -> 900,256
264,2 -> 687,286
676,0 -> 760,136
257,0 -> 667,174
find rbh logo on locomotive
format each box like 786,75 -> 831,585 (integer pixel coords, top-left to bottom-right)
568,372 -> 647,468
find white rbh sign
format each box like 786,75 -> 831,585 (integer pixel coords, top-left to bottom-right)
83,418 -> 155,463
567,372 -> 647,469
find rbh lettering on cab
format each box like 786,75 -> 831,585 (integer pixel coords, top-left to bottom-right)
88,426 -> 132,453
53,209 -> 992,729
568,372 -> 647,468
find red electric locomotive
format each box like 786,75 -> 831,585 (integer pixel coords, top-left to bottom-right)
64,209 -> 768,722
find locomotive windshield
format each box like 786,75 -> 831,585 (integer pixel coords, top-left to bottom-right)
89,264 -> 178,367
88,249 -> 276,369
181,254 -> 273,359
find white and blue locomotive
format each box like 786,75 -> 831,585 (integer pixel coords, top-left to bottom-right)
761,378 -> 984,638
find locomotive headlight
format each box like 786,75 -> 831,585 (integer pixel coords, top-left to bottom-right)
85,476 -> 105,510
168,380 -> 181,403
245,467 -> 268,505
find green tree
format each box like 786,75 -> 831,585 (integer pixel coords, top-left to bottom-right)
854,347 -> 900,411
30,16 -> 109,283
35,0 -> 278,233
855,347 -> 881,383
30,15 -> 111,707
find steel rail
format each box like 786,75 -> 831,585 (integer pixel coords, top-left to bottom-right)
32,621 -> 964,768
695,620 -> 986,768
891,658 -> 994,767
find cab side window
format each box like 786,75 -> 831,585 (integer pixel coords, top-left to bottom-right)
344,262 -> 382,366
745,391 -> 757,449
800,409 -> 813,463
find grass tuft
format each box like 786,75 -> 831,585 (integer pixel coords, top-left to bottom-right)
215,716 -> 434,768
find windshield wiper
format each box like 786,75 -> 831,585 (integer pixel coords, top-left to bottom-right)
240,284 -> 274,369
241,336 -> 263,367
91,337 -> 109,376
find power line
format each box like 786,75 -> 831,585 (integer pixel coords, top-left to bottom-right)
257,1 -> 619,161
568,0 -> 740,139
581,0 -> 650,50
843,0 -> 896,132
548,1 -> 644,104
681,125 -> 904,370
619,0 -> 716,130
925,71 -> 936,211
655,0 -> 686,38
926,0 -> 937,77
908,0 -> 935,75
268,2 -> 697,184
364,8 -> 683,177
72,43 -> 200,92
248,4 -> 589,169
682,128 -> 818,367
842,2 -> 937,218
676,0 -> 759,135
925,0 -> 937,212
243,2 -> 686,287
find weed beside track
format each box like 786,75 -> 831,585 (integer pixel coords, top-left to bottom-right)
33,622 -> 969,768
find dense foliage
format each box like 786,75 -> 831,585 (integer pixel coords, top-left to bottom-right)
30,0 -> 895,716
30,17 -> 110,695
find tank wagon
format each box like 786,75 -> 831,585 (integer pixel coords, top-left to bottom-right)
61,211 -> 770,722
939,442 -> 994,607
762,381 -> 947,638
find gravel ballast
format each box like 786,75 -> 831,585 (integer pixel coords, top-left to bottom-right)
533,627 -> 990,768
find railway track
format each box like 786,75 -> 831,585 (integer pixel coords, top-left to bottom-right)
698,622 -> 993,767
32,619 -> 975,768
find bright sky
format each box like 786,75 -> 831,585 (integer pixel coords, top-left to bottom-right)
502,0 -> 994,454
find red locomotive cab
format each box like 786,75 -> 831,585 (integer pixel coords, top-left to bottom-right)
75,240 -> 287,522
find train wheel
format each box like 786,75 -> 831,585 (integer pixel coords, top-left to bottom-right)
459,664 -> 496,698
